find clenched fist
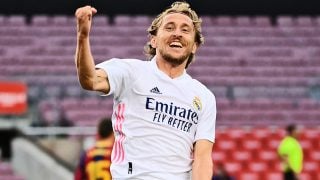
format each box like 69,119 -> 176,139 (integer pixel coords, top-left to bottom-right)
75,6 -> 97,39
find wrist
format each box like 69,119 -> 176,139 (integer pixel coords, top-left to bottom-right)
77,34 -> 90,42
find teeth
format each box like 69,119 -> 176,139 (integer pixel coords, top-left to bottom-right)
170,42 -> 182,48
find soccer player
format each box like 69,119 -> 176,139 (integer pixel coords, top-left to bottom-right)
74,118 -> 114,180
74,1 -> 217,179
278,124 -> 303,180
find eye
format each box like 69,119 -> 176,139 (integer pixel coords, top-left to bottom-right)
164,24 -> 174,31
182,28 -> 189,32
182,27 -> 191,33
165,27 -> 173,31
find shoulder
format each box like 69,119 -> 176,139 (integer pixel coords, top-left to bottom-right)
111,58 -> 149,64
280,136 -> 295,146
189,76 -> 216,100
96,58 -> 151,74
185,76 -> 216,111
107,58 -> 150,69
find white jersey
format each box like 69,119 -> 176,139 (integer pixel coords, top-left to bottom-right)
96,57 -> 216,180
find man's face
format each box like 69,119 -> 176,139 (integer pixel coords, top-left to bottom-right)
292,129 -> 299,138
151,13 -> 197,66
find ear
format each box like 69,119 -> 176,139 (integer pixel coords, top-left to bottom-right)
150,36 -> 157,48
191,43 -> 198,54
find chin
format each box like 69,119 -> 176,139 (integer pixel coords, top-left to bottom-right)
164,55 -> 188,66
160,48 -> 190,64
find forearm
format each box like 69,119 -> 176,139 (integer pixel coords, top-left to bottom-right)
192,140 -> 214,180
75,36 -> 96,90
192,157 -> 213,180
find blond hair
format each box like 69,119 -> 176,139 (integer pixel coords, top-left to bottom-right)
144,1 -> 204,68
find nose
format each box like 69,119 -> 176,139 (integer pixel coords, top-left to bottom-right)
172,29 -> 183,37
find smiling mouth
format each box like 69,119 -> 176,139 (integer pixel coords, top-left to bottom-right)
169,42 -> 183,48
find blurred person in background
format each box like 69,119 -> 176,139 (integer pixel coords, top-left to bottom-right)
74,1 -> 216,179
31,101 -> 73,128
277,124 -> 303,180
212,163 -> 235,180
74,117 -> 114,180
52,109 -> 74,127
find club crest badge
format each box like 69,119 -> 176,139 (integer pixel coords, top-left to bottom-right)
193,96 -> 202,111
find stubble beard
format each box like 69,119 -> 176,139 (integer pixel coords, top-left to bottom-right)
159,48 -> 191,67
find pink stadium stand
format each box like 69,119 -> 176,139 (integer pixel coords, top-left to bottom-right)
51,15 -> 75,26
5,15 -> 26,26
114,15 -> 131,26
31,15 -> 50,26
213,16 -> 234,26
252,16 -> 272,27
277,16 -> 295,26
296,16 -> 314,27
0,15 -> 320,179
92,15 -> 109,27
234,16 -> 252,26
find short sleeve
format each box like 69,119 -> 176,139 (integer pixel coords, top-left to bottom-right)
95,58 -> 135,98
278,137 -> 289,156
194,91 -> 216,143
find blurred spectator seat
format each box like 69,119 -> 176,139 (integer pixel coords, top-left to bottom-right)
213,16 -> 234,26
310,151 -> 320,161
299,173 -> 312,180
315,16 -> 320,26
114,15 -> 152,27
211,151 -> 226,162
303,161 -> 319,174
64,85 -> 83,98
0,15 -> 4,25
92,15 -> 109,26
27,85 -> 42,104
5,15 -> 26,26
241,139 -> 262,151
296,16 -> 314,27
232,151 -> 252,162
215,139 -> 236,151
41,97 -> 114,126
31,15 -> 50,26
234,16 -> 252,26
258,150 -> 278,162
239,172 -> 260,180
248,162 -> 267,173
277,16 -> 294,26
132,15 -> 152,26
200,15 -> 213,26
51,15 -> 75,26
114,15 -> 131,26
42,86 -> 63,99
266,171 -> 282,180
252,16 -> 272,27
224,162 -> 241,175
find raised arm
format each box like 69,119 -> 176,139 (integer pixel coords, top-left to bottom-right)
192,139 -> 214,180
75,6 -> 110,94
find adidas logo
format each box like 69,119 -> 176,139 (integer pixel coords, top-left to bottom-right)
150,87 -> 162,94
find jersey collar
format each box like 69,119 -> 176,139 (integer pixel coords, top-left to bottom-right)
151,56 -> 188,81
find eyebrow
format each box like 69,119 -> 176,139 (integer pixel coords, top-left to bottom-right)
163,21 -> 193,29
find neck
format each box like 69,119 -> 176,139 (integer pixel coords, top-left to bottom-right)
155,56 -> 186,79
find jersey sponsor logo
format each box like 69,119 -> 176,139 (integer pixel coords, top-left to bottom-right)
145,97 -> 199,133
150,87 -> 162,94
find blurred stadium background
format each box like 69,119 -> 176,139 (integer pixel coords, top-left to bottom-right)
0,0 -> 320,179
